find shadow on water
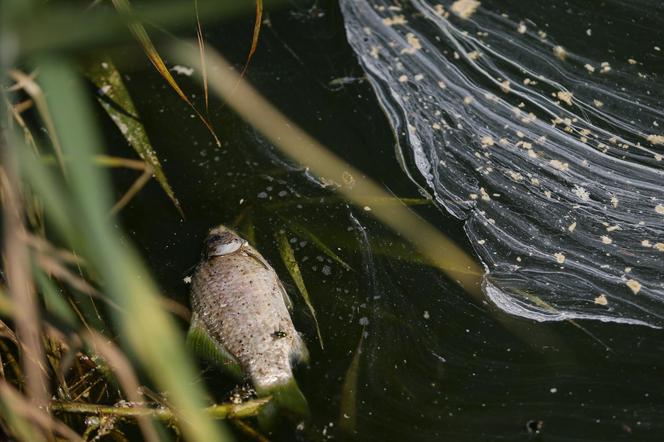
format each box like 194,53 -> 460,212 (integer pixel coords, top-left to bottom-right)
103,1 -> 664,440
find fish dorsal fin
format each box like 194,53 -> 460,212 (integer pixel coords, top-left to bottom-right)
241,245 -> 292,310
187,314 -> 244,379
277,280 -> 294,312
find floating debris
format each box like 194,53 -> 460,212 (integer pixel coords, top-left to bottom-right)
450,0 -> 481,20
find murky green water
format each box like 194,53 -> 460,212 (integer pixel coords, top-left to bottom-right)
105,1 -> 664,440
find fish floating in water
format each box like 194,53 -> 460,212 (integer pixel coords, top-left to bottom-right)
187,225 -> 309,423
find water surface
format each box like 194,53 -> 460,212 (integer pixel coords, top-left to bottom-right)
109,1 -> 664,440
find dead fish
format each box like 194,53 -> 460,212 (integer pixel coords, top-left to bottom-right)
187,225 -> 309,423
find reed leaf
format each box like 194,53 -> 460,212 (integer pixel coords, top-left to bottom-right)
32,266 -> 77,327
83,56 -> 183,216
110,0 -> 221,147
280,218 -> 352,271
339,333 -> 363,434
275,229 -> 324,349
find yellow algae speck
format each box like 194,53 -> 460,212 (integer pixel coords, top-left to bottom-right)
553,45 -> 567,60
550,159 -> 569,171
554,252 -> 566,264
451,0 -> 481,19
382,15 -> 407,26
481,135 -> 495,146
626,279 -> 641,294
647,135 -> 664,145
508,170 -> 523,182
401,33 -> 422,54
594,294 -> 608,305
557,91 -> 573,105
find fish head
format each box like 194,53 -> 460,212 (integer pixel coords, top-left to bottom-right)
204,225 -> 247,258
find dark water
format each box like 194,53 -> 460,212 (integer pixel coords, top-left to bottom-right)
105,1 -> 664,440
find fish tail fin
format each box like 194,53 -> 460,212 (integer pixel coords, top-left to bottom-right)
256,378 -> 309,430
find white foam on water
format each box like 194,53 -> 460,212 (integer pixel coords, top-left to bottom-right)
341,0 -> 664,326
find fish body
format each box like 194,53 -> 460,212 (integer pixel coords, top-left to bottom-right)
188,225 -> 308,420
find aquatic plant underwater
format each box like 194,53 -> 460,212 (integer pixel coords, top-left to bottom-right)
1,0 -> 663,441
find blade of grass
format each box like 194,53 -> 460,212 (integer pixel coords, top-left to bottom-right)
83,56 -> 183,216
280,218 -> 352,271
0,381 -> 47,442
8,70 -> 66,175
240,0 -> 263,78
32,266 -> 78,327
33,56 -> 230,442
110,0 -> 221,147
3,94 -> 38,153
49,397 -> 271,420
109,165 -> 154,216
339,332 -> 363,434
231,419 -> 269,442
226,0 -> 264,102
85,331 -> 159,442
39,153 -> 147,171
265,195 -> 431,209
0,161 -> 49,409
194,0 -> 209,114
0,286 -> 15,317
0,380 -> 82,442
276,229 -> 324,349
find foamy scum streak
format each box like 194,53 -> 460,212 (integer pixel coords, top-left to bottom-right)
340,0 -> 664,326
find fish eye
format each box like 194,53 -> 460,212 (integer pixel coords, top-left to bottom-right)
205,234 -> 222,245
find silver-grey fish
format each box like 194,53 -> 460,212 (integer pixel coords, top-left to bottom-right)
187,225 -> 309,421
